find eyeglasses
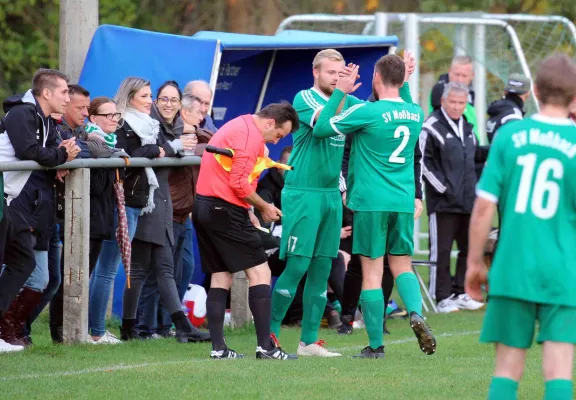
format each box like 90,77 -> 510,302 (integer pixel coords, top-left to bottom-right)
94,113 -> 121,120
157,97 -> 181,106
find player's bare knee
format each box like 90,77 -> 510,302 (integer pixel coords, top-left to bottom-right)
245,262 -> 272,286
388,255 -> 412,277
360,256 -> 383,289
542,342 -> 574,381
211,272 -> 233,290
494,344 -> 527,381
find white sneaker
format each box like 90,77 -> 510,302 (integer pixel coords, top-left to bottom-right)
454,293 -> 484,311
437,295 -> 460,313
297,340 -> 341,357
0,338 -> 24,352
91,331 -> 122,345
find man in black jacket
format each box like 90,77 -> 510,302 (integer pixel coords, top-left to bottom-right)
486,74 -> 531,143
0,69 -> 80,347
420,82 -> 488,314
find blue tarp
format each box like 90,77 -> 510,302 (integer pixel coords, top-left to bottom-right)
192,29 -> 398,161
79,25 -> 218,99
78,26 -> 398,318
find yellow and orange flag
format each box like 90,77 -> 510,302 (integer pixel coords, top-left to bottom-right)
206,145 -> 293,183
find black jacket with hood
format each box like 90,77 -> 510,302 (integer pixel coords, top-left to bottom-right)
486,94 -> 525,144
0,90 -> 69,249
420,108 -> 488,215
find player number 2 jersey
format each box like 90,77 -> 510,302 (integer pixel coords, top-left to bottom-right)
285,88 -> 361,190
477,115 -> 576,306
313,84 -> 423,213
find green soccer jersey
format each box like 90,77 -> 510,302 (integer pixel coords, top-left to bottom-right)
313,83 -> 424,212
478,115 -> 576,307
284,88 -> 362,189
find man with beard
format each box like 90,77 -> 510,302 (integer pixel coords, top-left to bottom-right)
270,49 -> 362,357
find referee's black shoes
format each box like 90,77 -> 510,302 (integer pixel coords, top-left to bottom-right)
410,312 -> 436,355
210,348 -> 244,359
256,333 -> 297,360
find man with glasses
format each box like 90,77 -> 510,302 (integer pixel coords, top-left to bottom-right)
184,80 -> 218,133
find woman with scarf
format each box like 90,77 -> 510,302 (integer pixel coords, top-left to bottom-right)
114,77 -> 209,343
84,96 -> 128,344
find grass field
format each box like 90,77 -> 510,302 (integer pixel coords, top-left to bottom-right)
0,310 -> 565,400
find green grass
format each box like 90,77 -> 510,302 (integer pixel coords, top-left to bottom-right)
0,311 -> 564,400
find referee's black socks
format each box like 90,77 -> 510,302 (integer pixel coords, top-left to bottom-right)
206,288 -> 229,351
249,284 -> 275,351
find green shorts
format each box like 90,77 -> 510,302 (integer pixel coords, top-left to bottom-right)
352,211 -> 414,259
481,296 -> 576,349
279,187 -> 343,260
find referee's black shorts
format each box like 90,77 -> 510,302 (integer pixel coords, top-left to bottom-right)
192,195 -> 267,274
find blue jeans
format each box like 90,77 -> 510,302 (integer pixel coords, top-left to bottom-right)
88,206 -> 140,337
24,225 -> 62,336
137,216 -> 195,335
25,249 -> 49,292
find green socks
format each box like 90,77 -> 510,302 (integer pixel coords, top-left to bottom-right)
396,272 -> 423,316
270,255 -> 311,337
488,377 -> 571,399
360,289 -> 384,349
488,377 -> 518,400
544,380 -> 573,400
300,257 -> 332,345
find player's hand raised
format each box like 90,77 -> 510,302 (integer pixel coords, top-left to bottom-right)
403,50 -> 416,82
339,63 -> 360,80
336,64 -> 362,94
465,258 -> 488,302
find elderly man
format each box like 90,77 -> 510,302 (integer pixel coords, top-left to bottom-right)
184,80 -> 217,133
420,82 -> 488,314
430,55 -> 478,138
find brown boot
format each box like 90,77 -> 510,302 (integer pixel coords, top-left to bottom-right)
12,288 -> 43,346
0,293 -> 26,347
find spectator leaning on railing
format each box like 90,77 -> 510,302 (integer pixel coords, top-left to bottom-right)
0,68 -> 80,352
117,78 -> 210,344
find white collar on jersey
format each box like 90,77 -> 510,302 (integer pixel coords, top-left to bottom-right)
532,114 -> 574,126
378,97 -> 404,103
310,87 -> 329,101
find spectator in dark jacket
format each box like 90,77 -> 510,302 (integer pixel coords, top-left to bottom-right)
88,77 -> 158,343
486,74 -> 531,143
0,69 -> 80,350
46,97 -> 130,344
117,78 -> 210,343
420,82 -> 488,314
137,85 -> 213,338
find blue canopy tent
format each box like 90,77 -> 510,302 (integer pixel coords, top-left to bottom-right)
193,29 -> 399,162
78,25 -> 221,99
77,26 -> 398,319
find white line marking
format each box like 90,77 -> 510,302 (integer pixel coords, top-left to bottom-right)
0,330 -> 481,381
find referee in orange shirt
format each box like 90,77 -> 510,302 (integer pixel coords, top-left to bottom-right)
193,102 -> 299,360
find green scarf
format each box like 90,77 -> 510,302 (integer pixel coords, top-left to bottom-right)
85,122 -> 117,148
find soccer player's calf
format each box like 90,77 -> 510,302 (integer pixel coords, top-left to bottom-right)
313,52 -> 436,358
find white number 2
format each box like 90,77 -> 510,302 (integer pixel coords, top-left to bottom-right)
389,126 -> 410,164
515,154 -> 563,220
288,236 -> 298,252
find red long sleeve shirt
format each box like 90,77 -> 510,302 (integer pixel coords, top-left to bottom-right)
196,115 -> 264,209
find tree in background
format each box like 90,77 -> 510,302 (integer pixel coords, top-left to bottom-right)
0,0 -> 574,106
